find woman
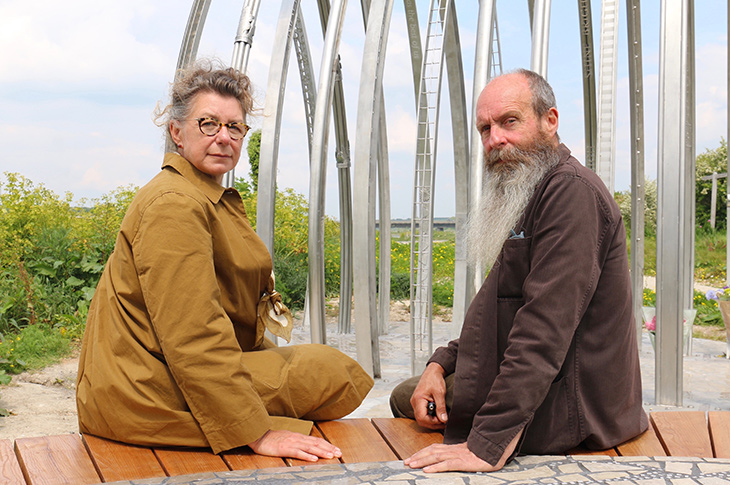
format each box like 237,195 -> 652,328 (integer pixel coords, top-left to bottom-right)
76,61 -> 373,461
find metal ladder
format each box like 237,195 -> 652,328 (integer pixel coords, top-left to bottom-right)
490,7 -> 503,78
410,0 -> 451,375
597,0 -> 619,192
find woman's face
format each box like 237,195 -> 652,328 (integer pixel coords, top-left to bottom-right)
170,91 -> 245,184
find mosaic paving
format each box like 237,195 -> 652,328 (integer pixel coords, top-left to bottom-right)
107,456 -> 730,485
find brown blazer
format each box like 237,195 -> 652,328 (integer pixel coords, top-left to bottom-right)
430,145 -> 648,465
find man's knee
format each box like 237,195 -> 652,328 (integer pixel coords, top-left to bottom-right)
389,373 -> 456,419
389,376 -> 420,418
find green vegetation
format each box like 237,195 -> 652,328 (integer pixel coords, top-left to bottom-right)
0,139 -> 728,386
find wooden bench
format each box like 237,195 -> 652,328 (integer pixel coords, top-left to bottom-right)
3,411 -> 728,484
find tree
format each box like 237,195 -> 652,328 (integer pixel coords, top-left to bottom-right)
695,139 -> 728,231
247,130 -> 262,190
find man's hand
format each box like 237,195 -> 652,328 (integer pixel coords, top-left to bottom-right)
403,428 -> 523,473
404,442 -> 500,473
410,362 -> 448,429
248,429 -> 342,462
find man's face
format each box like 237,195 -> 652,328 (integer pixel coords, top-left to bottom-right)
475,74 -> 558,171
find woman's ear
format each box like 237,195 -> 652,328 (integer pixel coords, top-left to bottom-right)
170,120 -> 182,147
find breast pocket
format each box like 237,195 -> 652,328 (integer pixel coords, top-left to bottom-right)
497,237 -> 531,299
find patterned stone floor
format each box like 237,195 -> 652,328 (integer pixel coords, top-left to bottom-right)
106,456 -> 730,484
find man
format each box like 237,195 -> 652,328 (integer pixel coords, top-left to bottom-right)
390,69 -> 647,473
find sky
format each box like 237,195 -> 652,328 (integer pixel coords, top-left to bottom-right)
0,0 -> 727,219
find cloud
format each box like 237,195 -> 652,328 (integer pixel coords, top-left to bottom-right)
0,0 -> 177,92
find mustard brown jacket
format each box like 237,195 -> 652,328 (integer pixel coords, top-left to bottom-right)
76,153 -> 372,453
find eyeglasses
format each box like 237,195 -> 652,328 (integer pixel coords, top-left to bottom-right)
193,118 -> 250,140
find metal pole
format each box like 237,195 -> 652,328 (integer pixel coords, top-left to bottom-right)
530,0 -> 551,78
627,0 -> 646,352
464,0 -> 496,330
353,0 -> 393,377
596,0 -> 619,192
578,0 -> 597,172
656,0 -> 691,406
257,0 -> 301,254
308,0 -> 349,345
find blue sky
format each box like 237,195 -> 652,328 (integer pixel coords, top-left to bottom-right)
0,1 -> 727,219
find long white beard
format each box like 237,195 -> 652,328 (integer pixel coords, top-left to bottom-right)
466,141 -> 560,269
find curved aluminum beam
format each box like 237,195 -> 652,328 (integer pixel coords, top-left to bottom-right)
596,0 -> 619,192
578,0 -> 597,172
442,2 -> 470,341
353,0 -> 393,377
225,0 -> 263,187
257,0 -> 301,254
360,0 -> 393,339
409,0 -> 452,374
530,0 -> 551,77
656,0 -> 693,406
231,0 -> 261,73
293,7 -> 317,153
626,0 -> 646,352
463,0 -> 496,328
169,0 -> 211,153
308,0 -> 349,345
176,0 -> 211,71
315,0 -> 356,336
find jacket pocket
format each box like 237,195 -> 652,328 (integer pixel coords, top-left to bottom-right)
497,237 -> 531,298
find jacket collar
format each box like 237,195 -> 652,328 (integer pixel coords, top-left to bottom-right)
162,152 -> 226,204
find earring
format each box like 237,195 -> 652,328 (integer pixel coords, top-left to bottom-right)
177,144 -> 183,149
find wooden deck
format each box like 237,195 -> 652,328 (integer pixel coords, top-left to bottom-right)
3,411 -> 729,484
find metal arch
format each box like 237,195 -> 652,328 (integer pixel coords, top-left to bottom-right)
626,0 -> 646,352
176,0 -> 211,72
463,0 -> 497,322
682,0 -> 696,356
409,0 -> 453,374
257,0 -> 301,255
530,0 -> 551,77
656,0 -> 693,406
169,0 -> 212,153
578,0 -> 597,172
359,0 -> 393,339
311,0 -> 355,336
292,8 -> 317,154
352,0 -> 394,377
307,0 -> 349,345
231,0 -> 261,74
442,1 -> 470,341
225,0 -> 263,187
596,0 -> 619,193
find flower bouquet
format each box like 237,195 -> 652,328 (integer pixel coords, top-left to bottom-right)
641,306 -> 695,355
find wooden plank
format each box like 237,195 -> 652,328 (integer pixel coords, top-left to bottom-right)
565,446 -> 618,457
15,434 -> 101,485
651,411 -> 713,457
371,418 -> 443,460
316,419 -> 398,463
82,434 -> 167,482
0,439 -> 25,485
616,419 -> 667,457
222,447 -> 288,470
153,447 -> 229,476
709,411 -> 730,458
286,426 -> 341,467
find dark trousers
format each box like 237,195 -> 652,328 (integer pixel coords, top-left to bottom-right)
389,373 -> 456,419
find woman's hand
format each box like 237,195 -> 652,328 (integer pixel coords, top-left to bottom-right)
410,363 -> 448,429
248,430 -> 342,462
